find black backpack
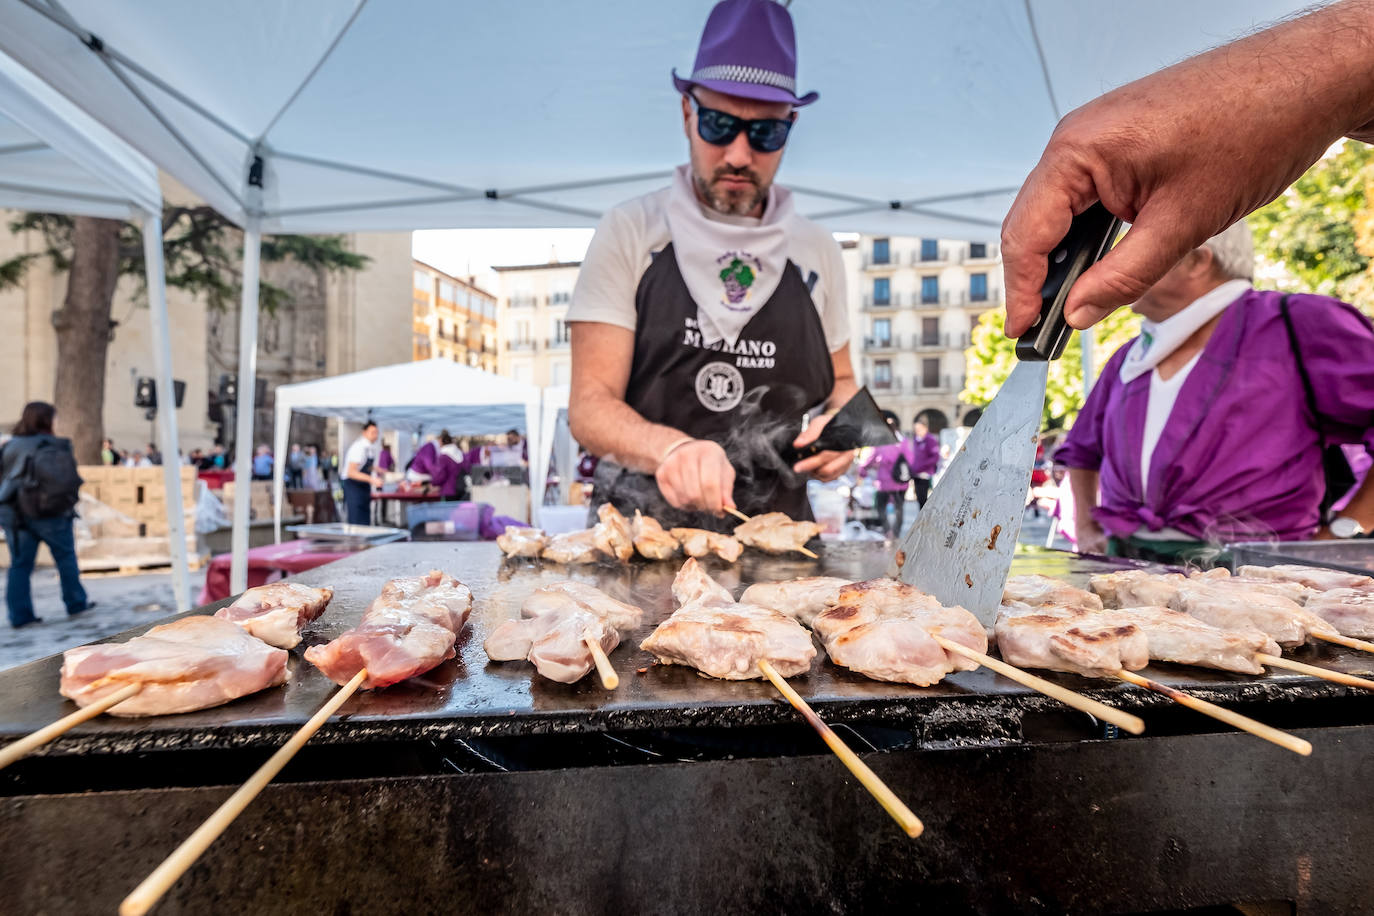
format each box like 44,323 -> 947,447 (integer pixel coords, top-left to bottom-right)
11,439 -> 83,518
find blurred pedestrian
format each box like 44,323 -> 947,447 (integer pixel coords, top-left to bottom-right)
146,442 -> 163,466
0,402 -> 93,628
342,422 -> 381,525
100,438 -> 117,466
905,417 -> 940,508
251,445 -> 274,481
286,443 -> 305,489
857,411 -> 908,537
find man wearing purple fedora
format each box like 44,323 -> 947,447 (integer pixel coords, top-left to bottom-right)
567,0 -> 855,531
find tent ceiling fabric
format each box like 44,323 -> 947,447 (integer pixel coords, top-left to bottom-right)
0,0 -> 1307,237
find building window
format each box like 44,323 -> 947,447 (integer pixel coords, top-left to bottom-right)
921,276 -> 939,304
873,277 -> 891,306
922,358 -> 941,389
970,273 -> 989,302
874,359 -> 893,388
554,318 -> 569,343
921,317 -> 940,346
969,242 -> 987,259
873,318 -> 891,345
920,239 -> 939,262
872,238 -> 890,265
437,318 -> 445,337
439,280 -> 456,302
413,269 -> 431,292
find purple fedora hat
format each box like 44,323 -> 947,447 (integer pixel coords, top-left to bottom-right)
672,0 -> 819,107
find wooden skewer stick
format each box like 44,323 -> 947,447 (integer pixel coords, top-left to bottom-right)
0,682 -> 142,772
120,668 -> 369,916
584,636 -> 619,689
724,506 -> 819,559
795,546 -> 820,559
757,658 -> 923,838
1257,653 -> 1374,690
1114,669 -> 1311,756
932,636 -> 1145,735
1311,631 -> 1374,654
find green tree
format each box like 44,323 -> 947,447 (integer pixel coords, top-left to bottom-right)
961,307 -> 1142,429
0,210 -> 368,463
1250,139 -> 1374,313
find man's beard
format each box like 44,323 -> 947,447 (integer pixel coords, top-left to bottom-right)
694,167 -> 769,216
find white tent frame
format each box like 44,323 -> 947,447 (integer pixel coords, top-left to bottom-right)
0,50 -> 191,609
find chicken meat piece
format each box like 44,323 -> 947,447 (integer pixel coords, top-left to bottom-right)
813,579 -> 987,685
497,526 -> 548,558
670,527 -> 744,563
639,560 -> 816,679
1303,588 -> 1374,638
592,503 -> 634,562
1189,568 -> 1313,604
60,616 -> 288,717
522,581 -> 644,633
1092,606 -> 1280,674
304,570 -> 472,689
631,511 -> 679,560
1169,581 -> 1338,648
484,594 -> 619,684
994,603 -> 1149,676
1089,570 -> 1186,610
733,511 -> 822,555
740,577 -> 850,627
1003,574 -> 1103,611
1237,564 -> 1374,592
213,581 -> 334,649
540,528 -> 602,564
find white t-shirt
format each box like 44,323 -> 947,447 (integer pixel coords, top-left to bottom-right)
567,182 -> 850,351
344,436 -> 378,477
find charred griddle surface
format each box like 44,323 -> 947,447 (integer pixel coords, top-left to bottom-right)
0,543 -> 1369,755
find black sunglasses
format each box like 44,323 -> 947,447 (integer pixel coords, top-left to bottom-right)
690,96 -> 795,153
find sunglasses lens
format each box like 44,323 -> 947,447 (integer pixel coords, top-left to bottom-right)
747,120 -> 792,153
697,108 -> 741,146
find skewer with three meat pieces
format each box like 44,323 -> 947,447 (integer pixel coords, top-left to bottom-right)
742,577 -> 1145,732
0,582 -> 335,771
641,559 -> 923,837
484,582 -> 645,688
123,570 -> 473,916
727,507 -> 820,558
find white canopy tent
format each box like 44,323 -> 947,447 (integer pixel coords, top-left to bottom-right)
0,0 -> 1310,590
271,359 -> 546,539
0,49 -> 192,609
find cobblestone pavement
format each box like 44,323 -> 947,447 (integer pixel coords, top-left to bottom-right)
0,567 -> 205,672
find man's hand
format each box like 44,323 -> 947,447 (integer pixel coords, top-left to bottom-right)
655,439 -> 737,515
1074,519 -> 1108,556
791,413 -> 854,482
1001,0 -> 1374,338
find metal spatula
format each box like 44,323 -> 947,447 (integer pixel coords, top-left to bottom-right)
890,203 -> 1122,623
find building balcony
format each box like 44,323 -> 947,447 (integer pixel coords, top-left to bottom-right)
546,336 -> 571,350
862,292 -> 904,310
862,252 -> 900,270
506,339 -> 537,352
508,295 -> 538,309
913,374 -> 964,394
862,375 -> 904,393
863,334 -> 901,352
913,247 -> 958,266
913,333 -> 965,352
964,287 -> 1002,307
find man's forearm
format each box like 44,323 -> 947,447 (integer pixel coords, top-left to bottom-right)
569,393 -> 692,475
1335,466 -> 1374,532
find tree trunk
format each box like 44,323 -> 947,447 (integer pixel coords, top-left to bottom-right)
52,217 -> 122,464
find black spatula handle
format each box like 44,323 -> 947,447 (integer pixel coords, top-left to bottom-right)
1015,201 -> 1123,361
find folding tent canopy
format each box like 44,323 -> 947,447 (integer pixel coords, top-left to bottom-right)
271,358 -> 545,538
0,0 -> 1311,589
0,49 -> 192,610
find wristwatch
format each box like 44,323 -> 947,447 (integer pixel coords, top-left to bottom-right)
1329,516 -> 1366,539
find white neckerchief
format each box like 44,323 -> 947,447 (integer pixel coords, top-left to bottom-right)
664,163 -> 793,347
1119,280 -> 1251,383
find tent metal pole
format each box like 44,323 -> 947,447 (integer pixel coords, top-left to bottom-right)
141,209 -> 193,611
0,180 -> 132,207
229,221 -> 262,595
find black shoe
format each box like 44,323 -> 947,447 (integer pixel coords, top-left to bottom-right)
11,617 -> 44,629
68,601 -> 97,616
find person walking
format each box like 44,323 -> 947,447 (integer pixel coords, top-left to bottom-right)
100,438 -> 117,466
285,443 -> 305,489
857,411 -> 909,538
905,417 -> 940,508
341,422 -> 382,525
0,402 -> 93,628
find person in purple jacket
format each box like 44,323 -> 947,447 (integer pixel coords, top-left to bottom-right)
1056,222 -> 1374,565
857,411 -> 908,537
906,416 -> 940,508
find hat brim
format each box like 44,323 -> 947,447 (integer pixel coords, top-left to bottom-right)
673,70 -> 818,108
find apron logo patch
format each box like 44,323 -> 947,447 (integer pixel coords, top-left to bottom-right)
695,361 -> 745,412
717,251 -> 762,311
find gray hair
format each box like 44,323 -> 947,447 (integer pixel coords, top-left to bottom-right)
1200,220 -> 1254,281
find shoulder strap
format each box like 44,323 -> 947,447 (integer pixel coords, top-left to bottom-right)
1278,294 -> 1329,450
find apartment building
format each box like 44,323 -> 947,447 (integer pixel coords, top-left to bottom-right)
846,235 -> 1002,431
411,260 -> 499,372
492,259 -> 580,387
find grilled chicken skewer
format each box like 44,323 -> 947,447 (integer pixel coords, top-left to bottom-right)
213,582 -> 334,649
729,509 -> 820,558
497,525 -> 549,558
485,582 -> 643,687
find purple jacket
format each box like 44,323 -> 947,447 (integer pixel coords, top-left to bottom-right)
1055,290 -> 1374,542
908,433 -> 940,476
859,434 -> 940,492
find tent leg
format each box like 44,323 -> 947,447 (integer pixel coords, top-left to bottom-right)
141,211 -> 192,611
229,222 -> 262,595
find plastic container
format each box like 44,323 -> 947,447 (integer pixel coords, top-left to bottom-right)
405,501 -> 492,541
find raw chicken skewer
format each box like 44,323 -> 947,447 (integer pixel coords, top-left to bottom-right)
592,503 -> 634,562
541,528 -> 602,564
631,510 -> 679,560
646,560 -> 920,836
485,582 -> 642,687
213,581 -> 334,649
121,667 -> 369,916
670,526 -> 743,562
497,526 -> 549,558
726,507 -> 819,558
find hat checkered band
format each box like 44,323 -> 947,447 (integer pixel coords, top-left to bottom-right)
689,64 -> 796,94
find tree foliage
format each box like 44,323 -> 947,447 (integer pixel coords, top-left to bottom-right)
0,206 -> 369,311
961,307 -> 1141,429
1250,139 -> 1374,314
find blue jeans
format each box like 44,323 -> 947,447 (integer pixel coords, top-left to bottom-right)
4,514 -> 88,626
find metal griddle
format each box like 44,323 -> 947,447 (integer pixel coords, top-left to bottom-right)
1,541 -> 1371,757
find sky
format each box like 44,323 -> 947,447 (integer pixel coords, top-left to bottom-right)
412,228 -> 596,294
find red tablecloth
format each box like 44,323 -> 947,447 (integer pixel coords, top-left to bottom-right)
200,540 -> 353,604
198,469 -> 235,490
371,490 -> 443,527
